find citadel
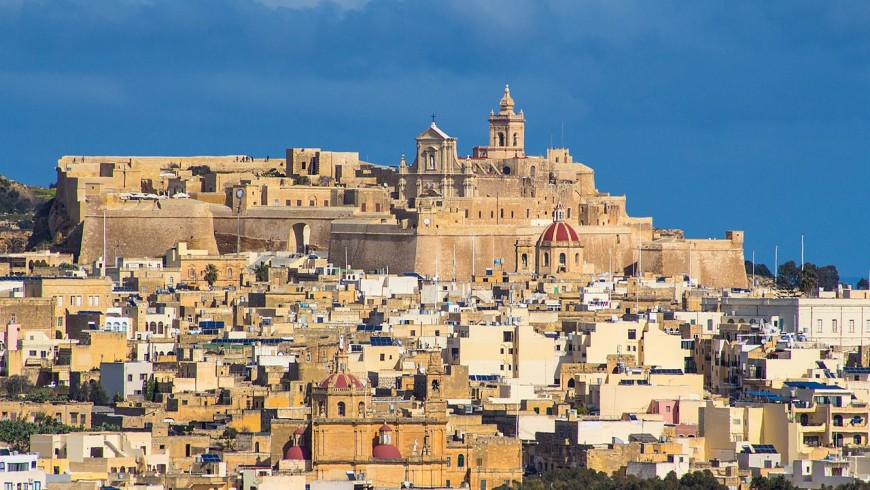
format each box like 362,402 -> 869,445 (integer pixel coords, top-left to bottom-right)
52,86 -> 746,288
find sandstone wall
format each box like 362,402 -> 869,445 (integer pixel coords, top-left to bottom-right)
78,199 -> 218,264
329,222 -> 418,273
641,237 -> 748,289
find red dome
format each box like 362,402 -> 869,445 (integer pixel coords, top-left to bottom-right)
372,444 -> 402,459
539,221 -> 579,243
283,445 -> 309,460
379,424 -> 393,432
319,372 -> 365,389
293,427 -> 306,436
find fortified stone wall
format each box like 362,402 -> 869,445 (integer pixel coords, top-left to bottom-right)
329,222 -> 418,273
78,199 -> 218,264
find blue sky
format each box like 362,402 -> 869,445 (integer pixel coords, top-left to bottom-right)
1,0 -> 868,279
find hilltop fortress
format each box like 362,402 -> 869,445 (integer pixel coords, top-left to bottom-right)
49,87 -> 747,287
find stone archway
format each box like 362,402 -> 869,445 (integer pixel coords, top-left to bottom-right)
290,223 -> 311,254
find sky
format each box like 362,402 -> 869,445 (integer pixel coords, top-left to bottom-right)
0,0 -> 868,280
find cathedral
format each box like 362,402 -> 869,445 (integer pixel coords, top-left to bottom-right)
330,86 -> 747,288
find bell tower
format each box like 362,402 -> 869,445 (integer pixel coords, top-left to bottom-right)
474,85 -> 526,159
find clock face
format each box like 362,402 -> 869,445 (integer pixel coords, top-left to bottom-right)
236,189 -> 244,198
423,218 -> 431,225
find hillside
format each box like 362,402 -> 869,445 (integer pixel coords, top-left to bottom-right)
0,176 -> 55,253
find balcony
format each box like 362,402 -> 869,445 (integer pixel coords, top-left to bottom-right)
798,422 -> 826,433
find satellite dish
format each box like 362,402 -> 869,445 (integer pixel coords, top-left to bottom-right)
235,189 -> 244,198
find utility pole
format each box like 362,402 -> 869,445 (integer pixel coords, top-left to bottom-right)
801,233 -> 804,272
102,209 -> 107,277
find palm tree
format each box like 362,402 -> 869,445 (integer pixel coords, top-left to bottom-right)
799,268 -> 818,297
203,264 -> 219,287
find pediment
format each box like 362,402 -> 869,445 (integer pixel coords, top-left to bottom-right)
415,123 -> 451,142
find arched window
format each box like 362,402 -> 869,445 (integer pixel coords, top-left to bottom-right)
337,401 -> 346,417
529,166 -> 536,178
559,253 -> 566,265
358,402 -> 365,416
855,435 -> 862,445
255,442 -> 260,452
567,378 -> 575,388
521,254 -> 528,269
574,253 -> 580,266
512,133 -> 517,146
834,415 -> 843,427
428,154 -> 436,170
498,132 -> 505,147
543,253 -> 550,267
458,454 -> 465,467
227,268 -> 233,278
188,267 -> 195,278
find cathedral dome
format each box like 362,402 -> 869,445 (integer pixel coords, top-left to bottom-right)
319,372 -> 365,389
283,445 -> 309,460
539,221 -> 579,244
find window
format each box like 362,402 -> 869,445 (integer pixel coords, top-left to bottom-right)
503,331 -> 513,342
127,374 -> 133,382
833,319 -> 838,333
447,456 -> 451,467
227,268 -> 233,278
458,454 -> 465,467
628,329 -> 637,340
380,353 -> 385,361
56,296 -> 63,306
850,320 -> 856,333
559,253 -> 566,265
543,253 -> 549,267
428,154 -> 436,170
28,350 -> 36,357
337,401 -> 346,417
817,319 -> 823,332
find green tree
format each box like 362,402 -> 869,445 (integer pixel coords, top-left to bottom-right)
203,264 -> 219,287
254,262 -> 269,282
777,260 -> 801,290
815,264 -> 840,291
88,380 -> 109,406
220,427 -> 239,451
143,375 -> 157,402
750,475 -> 797,490
4,375 -> 32,397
